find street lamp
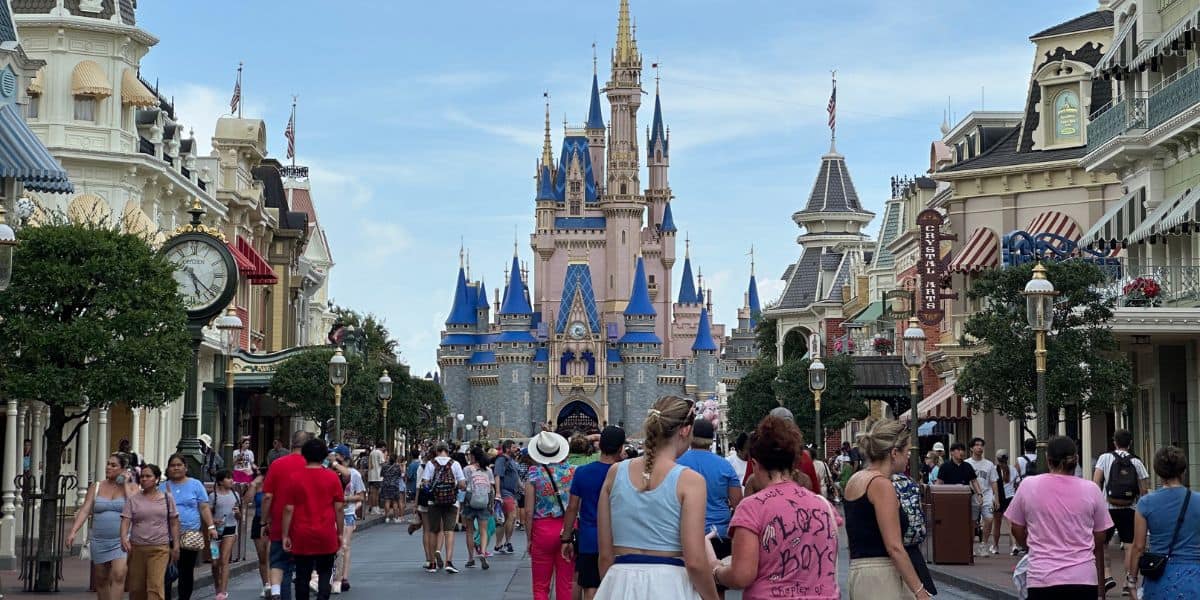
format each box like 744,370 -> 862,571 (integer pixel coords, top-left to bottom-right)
465,423 -> 474,442
377,369 -> 393,450
773,375 -> 785,407
214,307 -> 243,469
902,317 -> 927,477
482,419 -> 489,441
328,349 -> 348,443
808,357 -> 826,458
1022,263 -> 1056,472
456,413 -> 465,442
0,206 -> 16,291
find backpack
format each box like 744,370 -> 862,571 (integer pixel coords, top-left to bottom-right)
891,474 -> 927,546
1106,452 -> 1141,506
430,461 -> 458,506
466,469 -> 492,510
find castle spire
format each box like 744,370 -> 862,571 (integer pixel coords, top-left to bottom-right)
678,252 -> 698,304
445,266 -> 477,326
648,70 -> 668,159
615,0 -> 635,64
586,68 -> 605,130
691,303 -> 718,352
499,253 -> 533,315
624,255 -> 656,316
542,92 -> 554,168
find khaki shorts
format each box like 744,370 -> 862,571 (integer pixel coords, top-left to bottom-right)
847,557 -> 915,600
427,504 -> 459,534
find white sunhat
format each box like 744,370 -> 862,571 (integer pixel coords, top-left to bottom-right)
527,431 -> 570,465
197,433 -> 213,449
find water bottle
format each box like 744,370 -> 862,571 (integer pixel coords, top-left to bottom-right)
209,539 -> 219,560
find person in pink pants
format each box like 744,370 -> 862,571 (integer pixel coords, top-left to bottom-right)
524,431 -> 576,600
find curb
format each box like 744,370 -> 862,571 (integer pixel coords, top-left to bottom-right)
927,565 -> 1018,600
193,513 -> 390,591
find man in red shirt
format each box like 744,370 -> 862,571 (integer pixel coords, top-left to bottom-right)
261,430 -> 312,600
283,438 -> 344,600
742,407 -> 821,495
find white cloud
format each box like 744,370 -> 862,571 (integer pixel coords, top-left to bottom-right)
171,83 -> 266,156
443,108 -> 536,147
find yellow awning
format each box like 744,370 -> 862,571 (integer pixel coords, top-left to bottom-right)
121,69 -> 156,107
71,61 -> 111,98
27,68 -> 42,95
120,199 -> 157,241
67,193 -> 111,226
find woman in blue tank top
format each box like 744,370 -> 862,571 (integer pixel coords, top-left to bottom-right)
595,396 -> 717,600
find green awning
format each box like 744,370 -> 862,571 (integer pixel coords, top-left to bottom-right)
848,300 -> 885,325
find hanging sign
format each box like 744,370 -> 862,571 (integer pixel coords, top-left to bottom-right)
916,209 -> 958,326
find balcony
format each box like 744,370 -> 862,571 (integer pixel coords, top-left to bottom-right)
1087,65 -> 1200,154
1097,263 -> 1200,308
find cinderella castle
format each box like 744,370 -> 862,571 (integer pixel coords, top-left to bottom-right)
437,0 -> 760,439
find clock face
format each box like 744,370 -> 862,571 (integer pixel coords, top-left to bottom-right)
569,321 -> 587,339
165,238 -> 231,312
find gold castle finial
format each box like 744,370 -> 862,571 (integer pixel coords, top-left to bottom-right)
542,92 -> 553,168
615,0 -> 634,64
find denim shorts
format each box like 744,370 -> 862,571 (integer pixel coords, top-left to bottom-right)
268,540 -> 292,569
344,513 -> 356,527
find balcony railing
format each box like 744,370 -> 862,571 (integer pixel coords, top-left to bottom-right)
1096,263 -> 1200,307
1088,98 -> 1148,150
1088,66 -> 1200,150
1148,65 -> 1200,130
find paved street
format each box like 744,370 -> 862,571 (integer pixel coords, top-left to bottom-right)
192,521 -> 985,600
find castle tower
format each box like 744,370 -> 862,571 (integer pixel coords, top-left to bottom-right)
494,252 -> 537,432
606,0 -> 642,199
475,279 -> 490,333
690,295 -> 719,396
646,80 -> 670,228
617,255 -> 660,428
586,62 -> 606,190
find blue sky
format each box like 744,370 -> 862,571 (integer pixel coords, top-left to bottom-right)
137,0 -> 1101,375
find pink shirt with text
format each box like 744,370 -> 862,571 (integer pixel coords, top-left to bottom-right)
729,480 -> 840,600
1004,473 -> 1113,589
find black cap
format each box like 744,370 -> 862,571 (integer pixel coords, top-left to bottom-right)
599,426 -> 626,454
692,418 -> 715,440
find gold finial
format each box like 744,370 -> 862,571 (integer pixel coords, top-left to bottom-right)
1031,262 -> 1048,279
615,0 -> 634,63
172,199 -> 225,240
541,92 -> 553,168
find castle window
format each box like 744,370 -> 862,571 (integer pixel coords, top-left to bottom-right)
512,370 -> 518,383
621,231 -> 626,244
610,274 -> 614,289
73,97 -> 96,121
655,149 -> 661,162
620,183 -> 627,195
570,199 -> 581,215
26,95 -> 38,119
638,369 -> 645,384
570,181 -> 581,194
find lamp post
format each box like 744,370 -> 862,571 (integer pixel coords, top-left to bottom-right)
902,317 -> 927,477
328,349 -> 348,444
482,419 -> 489,441
465,423 -> 474,442
773,375 -> 785,406
0,206 -> 16,291
808,357 -> 826,458
377,370 -> 393,450
456,413 -> 465,442
1022,263 -> 1056,472
214,307 -> 243,469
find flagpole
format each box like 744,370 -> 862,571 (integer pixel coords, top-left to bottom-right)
237,62 -> 243,118
830,70 -> 836,153
290,96 -> 297,168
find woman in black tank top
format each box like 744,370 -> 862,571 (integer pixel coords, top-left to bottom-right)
843,420 -> 931,600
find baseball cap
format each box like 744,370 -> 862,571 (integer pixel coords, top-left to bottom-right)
692,418 -> 715,440
599,426 -> 626,454
932,442 -> 945,452
768,407 -> 795,421
333,444 -> 351,459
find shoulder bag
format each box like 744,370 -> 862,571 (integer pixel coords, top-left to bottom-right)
1138,486 -> 1192,580
170,481 -> 206,552
543,466 -> 576,547
79,482 -> 98,561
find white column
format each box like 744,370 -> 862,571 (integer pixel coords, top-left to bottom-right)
94,408 -> 109,483
76,414 -> 90,507
30,404 -> 43,495
131,408 -> 142,463
159,408 -> 169,466
0,397 -> 19,565
1081,414 -> 1094,477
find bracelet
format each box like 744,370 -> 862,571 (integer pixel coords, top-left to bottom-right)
913,585 -> 925,597
711,565 -> 722,587
207,525 -> 217,531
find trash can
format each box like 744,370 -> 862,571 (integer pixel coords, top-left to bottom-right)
928,484 -> 973,565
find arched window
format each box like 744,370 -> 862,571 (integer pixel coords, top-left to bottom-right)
1054,90 -> 1080,143
620,183 -> 627,195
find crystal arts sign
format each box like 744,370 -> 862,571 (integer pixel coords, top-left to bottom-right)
916,209 -> 958,326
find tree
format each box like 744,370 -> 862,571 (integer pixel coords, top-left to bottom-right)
754,317 -> 808,364
727,361 -> 778,433
269,348 -> 338,437
954,261 -> 1134,422
0,224 -> 191,591
728,355 -> 864,445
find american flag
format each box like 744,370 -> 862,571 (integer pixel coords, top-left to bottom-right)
285,112 -> 295,159
229,78 -> 240,115
827,81 -> 837,131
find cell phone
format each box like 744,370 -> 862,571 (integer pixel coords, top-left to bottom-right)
323,459 -> 331,468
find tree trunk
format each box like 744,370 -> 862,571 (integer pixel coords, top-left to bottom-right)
33,404 -> 66,592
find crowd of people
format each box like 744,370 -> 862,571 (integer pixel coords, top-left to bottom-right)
58,402 -> 1200,600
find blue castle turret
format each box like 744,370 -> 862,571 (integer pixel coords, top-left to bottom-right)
446,266 -> 476,329
678,254 -> 698,304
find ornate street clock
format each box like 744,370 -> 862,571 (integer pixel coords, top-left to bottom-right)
159,200 -> 239,478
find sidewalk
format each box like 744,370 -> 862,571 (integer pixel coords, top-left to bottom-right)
926,538 -> 1131,600
0,509 -> 394,599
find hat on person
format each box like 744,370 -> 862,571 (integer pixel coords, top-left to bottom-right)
599,425 -> 627,453
768,406 -> 795,421
996,449 -> 1009,461
333,444 -> 351,459
197,433 -> 213,449
932,442 -> 945,452
692,418 -> 715,440
527,431 -> 570,465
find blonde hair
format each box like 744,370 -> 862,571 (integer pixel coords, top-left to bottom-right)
925,451 -> 942,466
857,419 -> 909,463
641,396 -> 693,486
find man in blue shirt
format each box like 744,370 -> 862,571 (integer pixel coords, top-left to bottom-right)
676,418 -> 742,558
560,425 -> 625,600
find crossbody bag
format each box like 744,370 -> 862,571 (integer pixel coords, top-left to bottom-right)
1138,486 -> 1192,580
544,466 -> 577,548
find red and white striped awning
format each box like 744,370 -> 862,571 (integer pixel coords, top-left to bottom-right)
948,227 -> 999,273
1026,210 -> 1082,250
900,379 -> 967,423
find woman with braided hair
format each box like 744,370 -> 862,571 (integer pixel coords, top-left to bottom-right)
594,396 -> 717,600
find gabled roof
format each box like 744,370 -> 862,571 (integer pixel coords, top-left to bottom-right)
586,72 -> 605,130
624,256 -> 656,316
555,263 -> 602,334
0,1 -> 16,44
445,266 -> 477,326
798,152 -> 870,215
499,254 -> 533,315
677,255 -> 699,304
1030,10 -> 1112,40
691,306 -> 718,352
660,201 -> 677,232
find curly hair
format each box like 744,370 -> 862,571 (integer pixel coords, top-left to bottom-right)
640,396 -> 694,488
748,416 -> 802,473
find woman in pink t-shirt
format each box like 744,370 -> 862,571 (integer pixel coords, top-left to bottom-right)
1005,436 -> 1113,600
711,416 -> 841,600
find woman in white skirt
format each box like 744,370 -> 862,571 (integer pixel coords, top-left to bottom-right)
595,396 -> 718,600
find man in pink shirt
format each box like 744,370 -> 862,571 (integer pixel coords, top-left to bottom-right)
1005,436 -> 1112,600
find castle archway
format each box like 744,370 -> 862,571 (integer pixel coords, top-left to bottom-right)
555,400 -> 600,437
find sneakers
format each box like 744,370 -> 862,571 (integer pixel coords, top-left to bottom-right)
424,561 -> 436,573
310,578 -> 320,593
262,585 -> 272,599
331,581 -> 341,595
341,580 -> 350,592
216,593 -> 228,600
464,559 -> 476,568
434,550 -> 445,570
505,542 -> 514,554
480,555 -> 489,570
493,544 -> 506,555
988,544 -> 998,555
407,522 -> 420,535
1010,546 -> 1021,556
445,562 -> 460,574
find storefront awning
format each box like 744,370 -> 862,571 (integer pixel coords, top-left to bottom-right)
847,300 -> 885,324
948,227 -> 999,273
1128,191 -> 1187,244
0,104 -> 72,193
1097,17 -> 1138,75
227,241 -> 255,274
121,69 -> 157,107
1026,210 -> 1081,251
1129,7 -> 1200,72
236,236 -> 278,285
900,379 -> 966,423
1157,187 -> 1200,234
71,60 -> 111,97
1080,189 -> 1142,251
851,355 -> 913,402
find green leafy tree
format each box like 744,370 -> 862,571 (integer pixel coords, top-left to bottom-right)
954,261 -> 1134,421
0,224 -> 191,591
269,348 -> 338,437
398,376 -> 449,443
728,355 -> 864,446
727,361 -> 779,433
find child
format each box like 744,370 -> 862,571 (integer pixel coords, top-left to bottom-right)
209,470 -> 241,600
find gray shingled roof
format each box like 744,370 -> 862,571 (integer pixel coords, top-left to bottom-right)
781,264 -> 795,281
0,2 -> 14,43
1030,10 -> 1112,40
800,153 -> 869,215
938,126 -> 1089,173
819,252 -> 843,271
776,251 -> 821,310
824,257 -> 850,303
872,200 -> 903,269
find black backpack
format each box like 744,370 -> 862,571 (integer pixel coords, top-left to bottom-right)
1106,452 -> 1140,506
1019,455 -> 1040,480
